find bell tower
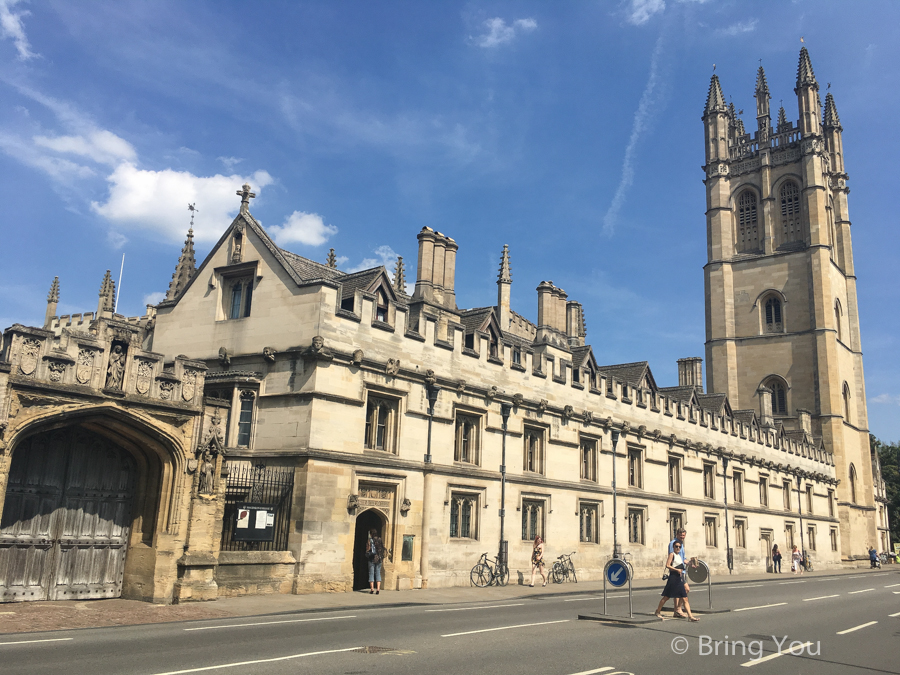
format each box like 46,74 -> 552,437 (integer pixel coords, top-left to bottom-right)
702,48 -> 875,561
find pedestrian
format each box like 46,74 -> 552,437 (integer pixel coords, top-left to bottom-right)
772,544 -> 782,573
869,546 -> 879,569
366,528 -> 385,594
655,541 -> 699,621
529,535 -> 548,587
791,544 -> 803,574
659,528 -> 691,617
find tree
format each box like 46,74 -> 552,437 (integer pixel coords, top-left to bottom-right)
871,434 -> 900,547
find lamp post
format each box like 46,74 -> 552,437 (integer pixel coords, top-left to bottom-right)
499,403 -> 512,569
424,384 -> 440,463
796,474 -> 806,568
420,383 -> 440,588
723,455 -> 732,575
611,429 -> 620,559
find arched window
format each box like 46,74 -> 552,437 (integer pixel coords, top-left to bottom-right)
843,382 -> 852,422
737,190 -> 760,253
834,299 -> 843,342
849,464 -> 858,504
764,377 -> 788,415
779,181 -> 802,246
765,296 -> 783,333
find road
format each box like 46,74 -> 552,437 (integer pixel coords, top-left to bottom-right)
2,570 -> 898,675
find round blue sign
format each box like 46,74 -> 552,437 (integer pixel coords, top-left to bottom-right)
605,560 -> 629,587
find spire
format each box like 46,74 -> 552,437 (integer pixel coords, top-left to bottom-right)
755,65 -> 770,97
165,228 -> 197,301
326,248 -> 338,269
795,46 -> 818,90
777,106 -> 788,129
97,270 -> 115,314
393,256 -> 406,294
44,276 -> 59,328
498,244 -> 512,283
735,117 -> 745,136
823,92 -> 841,129
704,74 -> 727,114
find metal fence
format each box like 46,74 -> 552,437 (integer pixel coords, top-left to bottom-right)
220,462 -> 294,551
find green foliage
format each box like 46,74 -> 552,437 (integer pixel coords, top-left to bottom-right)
871,434 -> 900,547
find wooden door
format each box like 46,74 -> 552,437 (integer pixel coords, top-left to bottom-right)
0,429 -> 135,602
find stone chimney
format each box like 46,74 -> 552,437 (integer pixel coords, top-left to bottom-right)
677,357 -> 703,391
566,301 -> 585,348
797,408 -> 812,435
757,385 -> 774,428
412,227 -> 457,311
413,227 -> 436,303
442,234 -> 458,310
536,281 -> 555,343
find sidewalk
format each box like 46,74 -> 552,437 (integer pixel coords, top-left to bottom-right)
0,566 -> 894,635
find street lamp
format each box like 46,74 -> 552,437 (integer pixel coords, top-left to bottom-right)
499,403 -> 512,568
797,474 -> 806,568
420,383 -> 441,588
424,384 -> 441,463
723,455 -> 732,575
611,428 -> 620,559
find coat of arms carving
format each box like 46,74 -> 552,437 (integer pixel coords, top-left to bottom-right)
19,339 -> 41,376
159,381 -> 175,400
76,349 -> 94,384
47,361 -> 67,382
136,359 -> 153,395
182,370 -> 197,401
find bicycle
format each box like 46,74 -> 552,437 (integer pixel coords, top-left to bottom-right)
551,551 -> 578,584
470,552 -> 509,587
802,556 -> 814,572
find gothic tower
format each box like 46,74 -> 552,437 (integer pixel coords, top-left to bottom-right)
702,48 -> 874,561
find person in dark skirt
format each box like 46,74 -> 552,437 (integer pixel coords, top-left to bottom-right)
655,541 -> 699,621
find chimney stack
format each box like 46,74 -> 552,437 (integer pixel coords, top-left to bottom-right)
757,385 -> 775,428
412,227 -> 457,310
566,301 -> 585,347
677,357 -> 703,392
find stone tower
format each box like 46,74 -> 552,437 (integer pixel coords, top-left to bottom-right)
702,48 -> 874,561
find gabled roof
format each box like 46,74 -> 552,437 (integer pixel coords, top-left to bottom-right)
337,267 -> 397,302
459,307 -> 498,335
697,392 -> 731,416
278,247 -> 343,282
571,346 -> 598,371
598,361 -> 657,391
658,385 -> 699,406
732,409 -> 758,427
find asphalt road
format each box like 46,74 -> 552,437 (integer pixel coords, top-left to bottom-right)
2,570 -> 898,675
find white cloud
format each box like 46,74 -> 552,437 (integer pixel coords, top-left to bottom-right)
348,245 -> 399,273
34,130 -> 137,166
143,291 -> 166,306
218,156 -> 243,170
872,394 -> 900,406
625,0 -> 665,26
91,164 -> 274,243
715,19 -> 758,37
603,35 -> 665,234
0,131 -> 95,181
470,17 -> 537,48
268,210 -> 337,247
0,0 -> 37,60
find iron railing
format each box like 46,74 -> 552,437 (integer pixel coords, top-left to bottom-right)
220,462 -> 294,551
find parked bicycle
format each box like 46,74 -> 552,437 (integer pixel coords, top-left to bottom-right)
802,555 -> 814,572
551,551 -> 578,584
470,552 -> 510,587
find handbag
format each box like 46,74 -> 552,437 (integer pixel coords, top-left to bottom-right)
366,538 -> 376,561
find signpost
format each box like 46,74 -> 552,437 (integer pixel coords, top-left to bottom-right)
602,558 -> 633,618
687,559 -> 713,609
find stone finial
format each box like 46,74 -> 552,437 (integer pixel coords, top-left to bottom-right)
97,270 -> 115,314
326,248 -> 338,269
47,276 -> 60,304
498,244 -> 512,283
236,183 -> 256,215
823,92 -> 841,130
777,106 -> 788,130
795,46 -> 818,90
393,255 -> 406,293
165,228 -> 197,301
755,65 -> 770,98
705,74 -> 727,114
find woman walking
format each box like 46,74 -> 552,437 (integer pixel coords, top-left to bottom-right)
529,535 -> 548,587
655,541 -> 699,621
772,544 -> 782,574
366,528 -> 385,594
791,544 -> 803,574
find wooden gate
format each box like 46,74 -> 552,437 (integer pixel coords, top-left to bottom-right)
0,428 -> 136,601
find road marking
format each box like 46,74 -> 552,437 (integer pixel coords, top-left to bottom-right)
836,621 -> 878,635
884,583 -> 900,588
741,642 -> 811,667
442,619 -> 569,637
184,615 -> 356,631
0,638 -> 74,647
843,575 -> 863,579
426,603 -> 525,612
725,583 -> 766,589
734,603 -> 788,612
848,588 -> 874,594
802,594 -> 839,602
567,668 -> 615,675
778,581 -> 806,585
889,611 -> 900,617
871,573 -> 889,577
150,647 -> 361,675
564,596 -> 604,602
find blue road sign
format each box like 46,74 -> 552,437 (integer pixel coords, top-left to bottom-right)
605,560 -> 629,587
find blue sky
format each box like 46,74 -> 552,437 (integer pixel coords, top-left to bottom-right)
1,1 -> 898,441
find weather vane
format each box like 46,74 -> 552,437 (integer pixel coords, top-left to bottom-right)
188,203 -> 199,228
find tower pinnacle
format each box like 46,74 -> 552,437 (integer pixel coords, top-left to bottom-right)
326,248 -> 338,269
795,46 -> 818,90
393,256 -> 406,294
823,92 -> 841,129
97,270 -> 115,315
165,227 -> 197,301
44,276 -> 59,328
704,74 -> 727,114
498,244 -> 512,283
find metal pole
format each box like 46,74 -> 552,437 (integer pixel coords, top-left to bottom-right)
499,404 -> 511,567
603,562 -> 608,615
706,561 -> 712,609
611,429 -> 620,559
797,474 -> 805,568
723,455 -> 732,574
628,570 -> 633,618
420,385 -> 440,587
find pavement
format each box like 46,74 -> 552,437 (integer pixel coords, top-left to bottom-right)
0,563 -> 889,635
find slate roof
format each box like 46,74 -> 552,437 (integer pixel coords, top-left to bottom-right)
336,268 -> 385,300
697,393 -> 728,414
732,410 -> 757,425
278,246 -> 343,281
598,361 -> 655,389
571,346 -> 594,368
658,385 -> 698,404
459,307 -> 494,334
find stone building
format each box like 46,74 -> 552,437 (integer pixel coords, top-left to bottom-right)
0,48 -> 882,602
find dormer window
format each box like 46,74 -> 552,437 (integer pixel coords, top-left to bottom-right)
229,278 -> 253,319
512,347 -> 522,365
375,289 -> 388,323
488,327 -> 499,359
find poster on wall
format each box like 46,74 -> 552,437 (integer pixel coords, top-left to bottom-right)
232,502 -> 276,542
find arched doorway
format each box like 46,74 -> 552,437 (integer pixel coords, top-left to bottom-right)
352,509 -> 385,591
0,427 -> 136,601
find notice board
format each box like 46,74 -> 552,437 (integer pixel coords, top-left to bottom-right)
232,502 -> 277,542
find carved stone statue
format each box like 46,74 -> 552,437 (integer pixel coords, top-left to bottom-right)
304,336 -> 333,361
456,379 -> 466,395
385,358 -> 400,376
512,392 -> 524,407
485,385 -> 498,402
197,449 -> 216,495
263,347 -> 277,362
218,347 -> 231,369
563,405 -> 574,420
105,345 -> 126,390
347,494 -> 359,513
583,409 -> 593,424
538,399 -> 548,413
424,369 -> 437,387
400,497 -> 412,515
351,349 -> 364,365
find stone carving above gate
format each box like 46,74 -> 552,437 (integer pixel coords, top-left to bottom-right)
47,361 -> 67,382
357,484 -> 394,515
158,380 -> 175,400
19,339 -> 41,376
105,345 -> 127,390
135,359 -> 153,395
76,349 -> 95,384
182,370 -> 197,401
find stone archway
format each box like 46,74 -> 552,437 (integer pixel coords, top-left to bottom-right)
352,509 -> 387,591
0,427 -> 136,601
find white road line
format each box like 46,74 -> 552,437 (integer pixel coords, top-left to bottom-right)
726,583 -> 766,589
426,603 -> 525,612
734,602 -> 788,612
884,583 -> 900,588
889,611 -> 900,618
848,588 -> 874,594
0,638 -> 74,647
741,642 -> 811,668
843,575 -> 863,579
802,594 -> 839,602
150,647 -> 361,675
895,591 -> 900,595
184,615 -> 356,631
836,621 -> 878,635
871,573 -> 890,577
442,619 -> 569,637
778,581 -> 806,585
564,597 -> 604,602
567,668 -> 615,675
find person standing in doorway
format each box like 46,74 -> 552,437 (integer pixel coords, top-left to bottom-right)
791,544 -> 803,574
529,536 -> 548,587
366,528 -> 385,594
772,544 -> 782,573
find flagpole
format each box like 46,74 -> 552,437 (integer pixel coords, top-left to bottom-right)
114,254 -> 125,313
